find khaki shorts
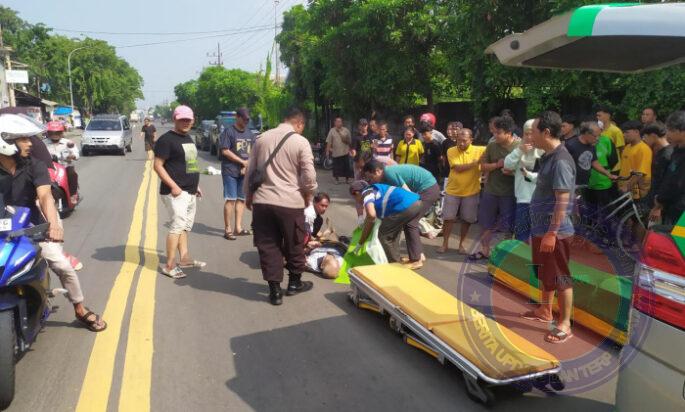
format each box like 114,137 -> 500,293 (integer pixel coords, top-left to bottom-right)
162,191 -> 197,234
442,193 -> 479,223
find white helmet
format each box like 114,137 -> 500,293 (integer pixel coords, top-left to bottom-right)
0,114 -> 44,156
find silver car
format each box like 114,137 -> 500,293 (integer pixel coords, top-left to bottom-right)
81,115 -> 133,156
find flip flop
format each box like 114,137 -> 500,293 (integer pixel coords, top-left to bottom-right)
179,260 -> 206,269
235,229 -> 252,236
224,233 -> 237,240
521,311 -> 554,323
545,327 -> 573,344
467,251 -> 489,261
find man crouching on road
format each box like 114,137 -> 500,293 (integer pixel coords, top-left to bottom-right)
0,114 -> 106,331
244,108 -> 318,306
154,105 -> 206,279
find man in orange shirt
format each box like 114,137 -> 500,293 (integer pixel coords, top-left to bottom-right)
619,121 -> 652,200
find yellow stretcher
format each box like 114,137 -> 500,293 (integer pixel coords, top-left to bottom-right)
348,264 -> 564,406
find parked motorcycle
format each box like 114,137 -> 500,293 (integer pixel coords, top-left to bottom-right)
311,141 -> 334,170
0,204 -> 53,410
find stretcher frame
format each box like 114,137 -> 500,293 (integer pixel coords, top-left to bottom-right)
348,270 -> 564,405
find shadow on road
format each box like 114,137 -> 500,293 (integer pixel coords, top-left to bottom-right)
223,292 -> 613,411
238,251 -> 261,269
90,245 -> 161,262
192,222 -> 226,238
174,270 -> 268,303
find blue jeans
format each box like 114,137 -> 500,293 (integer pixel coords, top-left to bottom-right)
514,202 -> 531,241
222,174 -> 245,201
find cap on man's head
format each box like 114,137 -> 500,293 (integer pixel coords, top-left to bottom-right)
236,108 -> 250,120
349,180 -> 369,195
173,105 -> 194,121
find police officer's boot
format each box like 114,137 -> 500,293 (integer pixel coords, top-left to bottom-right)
268,281 -> 283,305
286,273 -> 313,296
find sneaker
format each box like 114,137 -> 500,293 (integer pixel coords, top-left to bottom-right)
160,266 -> 186,279
65,253 -> 83,271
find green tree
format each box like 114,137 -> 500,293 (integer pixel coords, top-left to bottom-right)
0,6 -> 144,114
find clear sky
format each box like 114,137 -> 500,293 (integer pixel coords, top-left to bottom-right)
4,0 -> 307,110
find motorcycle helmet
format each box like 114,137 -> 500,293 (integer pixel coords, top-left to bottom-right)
419,113 -> 437,128
47,120 -> 66,133
0,114 -> 44,156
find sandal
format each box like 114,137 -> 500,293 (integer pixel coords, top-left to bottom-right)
467,251 -> 489,261
179,260 -> 206,269
224,232 -> 237,240
76,309 -> 107,332
545,327 -> 573,344
521,310 -> 554,323
235,229 -> 252,236
160,266 -> 186,279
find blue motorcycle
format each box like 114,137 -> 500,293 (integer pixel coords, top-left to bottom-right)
0,204 -> 51,410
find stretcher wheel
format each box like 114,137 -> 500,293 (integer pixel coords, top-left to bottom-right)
388,316 -> 403,334
512,379 -> 533,393
549,374 -> 565,391
349,285 -> 360,307
464,375 -> 495,407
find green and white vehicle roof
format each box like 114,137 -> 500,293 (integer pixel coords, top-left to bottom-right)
486,3 -> 685,72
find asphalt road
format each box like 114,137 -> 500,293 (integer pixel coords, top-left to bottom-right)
6,123 -> 617,412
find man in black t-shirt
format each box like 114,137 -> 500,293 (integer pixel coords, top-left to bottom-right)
351,118 -> 374,178
418,125 -> 442,180
153,105 -> 204,279
0,114 -> 106,332
565,121 -> 617,186
141,117 -> 157,160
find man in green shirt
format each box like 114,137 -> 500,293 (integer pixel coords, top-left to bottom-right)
587,134 -> 619,209
470,116 -> 519,260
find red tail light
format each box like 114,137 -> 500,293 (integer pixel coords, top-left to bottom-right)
633,231 -> 685,330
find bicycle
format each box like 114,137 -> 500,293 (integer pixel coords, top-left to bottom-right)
573,171 -> 646,262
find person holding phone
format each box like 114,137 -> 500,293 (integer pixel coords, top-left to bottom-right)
504,119 -> 543,241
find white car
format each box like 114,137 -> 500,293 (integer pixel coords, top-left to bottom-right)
81,115 -> 133,156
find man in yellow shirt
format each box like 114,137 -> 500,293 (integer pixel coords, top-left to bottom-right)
619,120 -> 652,200
394,126 -> 424,165
597,106 -> 625,172
438,128 -> 485,254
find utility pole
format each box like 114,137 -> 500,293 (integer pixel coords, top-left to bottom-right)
274,0 -> 280,83
207,42 -> 223,66
0,23 -> 15,107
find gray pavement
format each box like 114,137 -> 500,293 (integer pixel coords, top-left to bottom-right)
6,123 -> 615,411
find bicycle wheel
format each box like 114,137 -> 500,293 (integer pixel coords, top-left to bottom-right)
615,211 -> 642,262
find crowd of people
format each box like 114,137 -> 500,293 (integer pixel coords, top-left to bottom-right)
136,102 -> 685,345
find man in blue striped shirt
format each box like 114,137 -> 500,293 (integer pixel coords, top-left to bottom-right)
349,180 -> 423,265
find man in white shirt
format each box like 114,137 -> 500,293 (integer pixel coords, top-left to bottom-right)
45,121 -> 79,204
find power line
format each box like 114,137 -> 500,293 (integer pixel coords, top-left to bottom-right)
52,24 -> 273,36
112,26 -> 275,49
217,0 -> 273,50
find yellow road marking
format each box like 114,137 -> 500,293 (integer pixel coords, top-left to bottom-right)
75,161 -> 153,412
118,171 -> 159,411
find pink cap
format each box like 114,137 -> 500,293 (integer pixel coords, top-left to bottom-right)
173,105 -> 194,120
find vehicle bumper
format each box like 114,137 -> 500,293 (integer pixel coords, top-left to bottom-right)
615,310 -> 685,411
82,144 -> 124,151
